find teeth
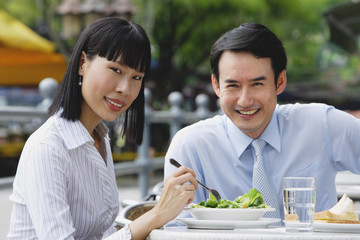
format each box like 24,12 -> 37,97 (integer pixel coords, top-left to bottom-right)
105,98 -> 123,107
239,109 -> 257,115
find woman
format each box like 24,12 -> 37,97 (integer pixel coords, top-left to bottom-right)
7,17 -> 197,240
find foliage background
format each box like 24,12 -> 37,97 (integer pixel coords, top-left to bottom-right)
1,0 -> 359,109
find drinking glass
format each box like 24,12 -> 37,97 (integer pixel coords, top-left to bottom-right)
283,177 -> 316,233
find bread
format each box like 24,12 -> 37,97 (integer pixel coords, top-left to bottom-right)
314,193 -> 360,224
314,210 -> 360,224
285,213 -> 298,221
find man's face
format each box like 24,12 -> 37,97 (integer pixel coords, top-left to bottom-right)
212,51 -> 286,139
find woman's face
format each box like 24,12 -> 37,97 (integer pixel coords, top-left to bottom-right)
79,53 -> 144,129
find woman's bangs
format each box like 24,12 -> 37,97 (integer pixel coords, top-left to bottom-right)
100,29 -> 150,74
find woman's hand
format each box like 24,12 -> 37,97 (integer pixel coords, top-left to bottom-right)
152,166 -> 198,223
129,166 -> 197,239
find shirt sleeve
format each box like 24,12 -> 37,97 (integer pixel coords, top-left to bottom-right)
164,129 -> 208,203
327,107 -> 360,172
22,142 -> 76,239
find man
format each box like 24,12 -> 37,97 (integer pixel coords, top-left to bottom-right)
164,23 -> 360,220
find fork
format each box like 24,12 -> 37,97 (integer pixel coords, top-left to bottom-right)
169,158 -> 222,202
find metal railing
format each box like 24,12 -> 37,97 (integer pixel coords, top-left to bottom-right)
1,79 -> 360,201
0,79 -> 220,198
127,89 -> 220,197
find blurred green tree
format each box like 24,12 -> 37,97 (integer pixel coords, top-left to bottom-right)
2,0 -> 357,105
132,0 -> 355,103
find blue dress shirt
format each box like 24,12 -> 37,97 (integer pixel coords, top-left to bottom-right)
164,103 -> 360,220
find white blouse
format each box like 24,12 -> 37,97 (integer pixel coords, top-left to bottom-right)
7,114 -> 131,239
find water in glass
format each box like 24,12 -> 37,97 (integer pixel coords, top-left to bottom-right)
283,177 -> 316,233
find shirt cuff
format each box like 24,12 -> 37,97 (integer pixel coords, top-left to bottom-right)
105,224 -> 132,240
122,224 -> 132,239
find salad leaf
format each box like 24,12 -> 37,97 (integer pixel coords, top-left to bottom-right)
234,188 -> 267,208
189,188 -> 269,209
209,192 -> 216,202
205,198 -> 218,208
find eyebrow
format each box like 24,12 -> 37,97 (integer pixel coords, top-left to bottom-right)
250,76 -> 266,81
224,76 -> 266,83
224,79 -> 238,83
114,60 -> 125,66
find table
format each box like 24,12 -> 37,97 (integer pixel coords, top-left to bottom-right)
149,227 -> 360,240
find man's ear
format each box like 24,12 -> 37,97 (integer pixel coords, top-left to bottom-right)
78,51 -> 87,76
211,74 -> 221,97
276,70 -> 287,95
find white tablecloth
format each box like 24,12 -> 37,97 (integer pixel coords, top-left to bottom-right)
149,227 -> 360,240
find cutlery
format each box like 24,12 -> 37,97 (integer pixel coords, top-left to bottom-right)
169,158 -> 222,202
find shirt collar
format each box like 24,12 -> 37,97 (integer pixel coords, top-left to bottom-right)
260,107 -> 281,152
55,113 -> 109,150
225,108 -> 281,158
226,116 -> 253,158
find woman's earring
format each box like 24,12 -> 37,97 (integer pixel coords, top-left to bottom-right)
78,76 -> 82,86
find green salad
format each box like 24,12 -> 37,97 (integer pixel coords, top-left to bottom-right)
189,188 -> 269,209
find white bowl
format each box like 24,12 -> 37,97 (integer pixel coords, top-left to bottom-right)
184,207 -> 275,221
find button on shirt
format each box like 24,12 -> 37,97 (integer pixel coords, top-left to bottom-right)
8,114 -> 131,239
164,103 -> 360,219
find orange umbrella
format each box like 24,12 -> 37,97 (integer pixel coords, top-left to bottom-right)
0,10 -> 67,86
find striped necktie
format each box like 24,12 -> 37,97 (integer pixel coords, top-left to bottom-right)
251,139 -> 281,219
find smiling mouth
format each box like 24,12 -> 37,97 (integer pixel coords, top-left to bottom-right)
236,109 -> 259,115
105,97 -> 123,108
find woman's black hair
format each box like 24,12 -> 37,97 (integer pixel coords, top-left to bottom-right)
49,17 -> 151,145
210,22 -> 287,85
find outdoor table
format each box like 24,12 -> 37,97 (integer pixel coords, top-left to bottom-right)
149,226 -> 360,240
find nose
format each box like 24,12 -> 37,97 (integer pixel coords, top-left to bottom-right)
237,87 -> 253,108
115,76 -> 130,95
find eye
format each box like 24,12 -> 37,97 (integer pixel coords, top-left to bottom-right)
253,82 -> 263,86
226,84 -> 238,88
111,67 -> 121,74
133,75 -> 143,81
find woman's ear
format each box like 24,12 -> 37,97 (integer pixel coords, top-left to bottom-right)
78,51 -> 87,76
211,74 -> 221,98
276,70 -> 287,95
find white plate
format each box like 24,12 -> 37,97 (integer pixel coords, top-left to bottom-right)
184,207 -> 275,221
176,217 -> 281,230
176,217 -> 280,229
313,222 -> 360,233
